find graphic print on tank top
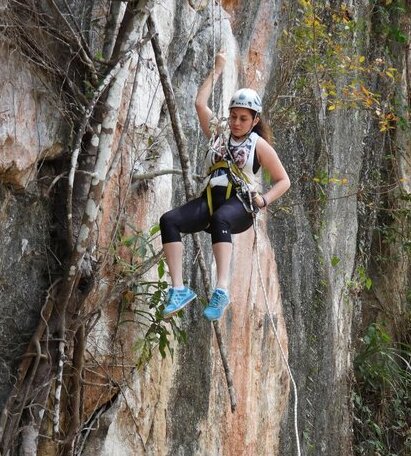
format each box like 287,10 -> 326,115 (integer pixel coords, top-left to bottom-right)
211,136 -> 253,169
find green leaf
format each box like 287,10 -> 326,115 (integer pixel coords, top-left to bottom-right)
390,27 -> 407,43
331,256 -> 341,267
158,259 -> 165,279
149,224 -> 160,236
159,331 -> 168,358
94,50 -> 104,61
122,235 -> 137,247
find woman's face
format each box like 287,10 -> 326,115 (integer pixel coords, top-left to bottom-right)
228,107 -> 258,139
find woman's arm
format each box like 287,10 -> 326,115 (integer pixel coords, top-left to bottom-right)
195,52 -> 226,139
254,137 -> 291,208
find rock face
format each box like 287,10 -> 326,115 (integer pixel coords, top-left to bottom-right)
0,0 -> 409,455
0,43 -> 64,188
80,2 -> 290,454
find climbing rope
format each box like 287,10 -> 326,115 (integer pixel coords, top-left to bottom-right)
210,0 -> 224,118
253,215 -> 302,456
217,0 -> 223,120
211,0 -> 216,114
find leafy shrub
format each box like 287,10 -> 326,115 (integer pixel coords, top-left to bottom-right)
353,323 -> 411,455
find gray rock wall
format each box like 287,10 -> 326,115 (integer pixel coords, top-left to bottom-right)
0,185 -> 51,406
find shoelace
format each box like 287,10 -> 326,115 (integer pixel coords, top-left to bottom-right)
175,290 -> 186,304
170,289 -> 190,305
210,291 -> 225,308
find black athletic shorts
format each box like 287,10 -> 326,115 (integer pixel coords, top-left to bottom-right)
159,186 -> 253,244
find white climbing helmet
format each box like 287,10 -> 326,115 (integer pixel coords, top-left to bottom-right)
228,88 -> 262,113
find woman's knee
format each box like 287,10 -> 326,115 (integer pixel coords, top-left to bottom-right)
209,212 -> 232,243
210,210 -> 230,228
160,211 -> 181,243
159,211 -> 171,231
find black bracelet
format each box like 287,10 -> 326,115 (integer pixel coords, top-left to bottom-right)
261,195 -> 268,207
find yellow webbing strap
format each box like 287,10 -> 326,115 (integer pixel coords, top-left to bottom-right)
225,181 -> 232,199
208,161 -> 229,173
206,160 -> 249,215
230,162 -> 251,184
206,182 -> 233,216
207,184 -> 213,215
208,160 -> 251,184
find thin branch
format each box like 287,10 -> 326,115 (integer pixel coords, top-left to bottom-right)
102,1 -> 128,61
61,0 -> 94,62
62,324 -> 85,454
147,15 -> 194,201
45,0 -> 97,82
46,172 -> 67,197
131,168 -> 204,184
52,336 -> 66,438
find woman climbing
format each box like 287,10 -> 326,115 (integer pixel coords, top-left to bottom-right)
159,52 -> 290,321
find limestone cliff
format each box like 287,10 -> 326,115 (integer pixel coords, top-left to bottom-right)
0,1 -> 409,455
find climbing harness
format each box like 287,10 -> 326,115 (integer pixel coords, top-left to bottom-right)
206,157 -> 258,216
206,162 -> 233,215
205,118 -> 260,216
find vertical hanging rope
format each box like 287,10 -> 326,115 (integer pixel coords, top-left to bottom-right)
253,217 -> 301,456
147,15 -> 237,413
211,0 -> 216,114
217,0 -> 223,119
211,0 -> 225,119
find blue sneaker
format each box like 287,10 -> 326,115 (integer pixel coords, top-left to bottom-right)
162,287 -> 197,319
203,289 -> 230,321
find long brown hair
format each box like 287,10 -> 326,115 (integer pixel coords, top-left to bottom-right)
229,107 -> 274,144
252,115 -> 273,144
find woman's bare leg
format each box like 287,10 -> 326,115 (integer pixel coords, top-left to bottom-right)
212,242 -> 232,290
163,242 -> 184,288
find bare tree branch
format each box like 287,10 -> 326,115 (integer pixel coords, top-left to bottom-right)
131,168 -> 204,184
45,0 -> 97,83
147,16 -> 195,201
103,1 -> 128,61
62,324 -> 85,454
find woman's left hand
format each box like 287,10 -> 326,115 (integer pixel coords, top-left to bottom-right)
252,193 -> 267,209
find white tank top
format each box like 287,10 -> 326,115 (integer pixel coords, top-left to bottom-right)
204,132 -> 261,191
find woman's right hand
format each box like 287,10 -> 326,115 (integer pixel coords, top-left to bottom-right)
215,51 -> 226,73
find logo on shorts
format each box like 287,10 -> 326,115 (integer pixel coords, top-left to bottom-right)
222,230 -> 228,234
